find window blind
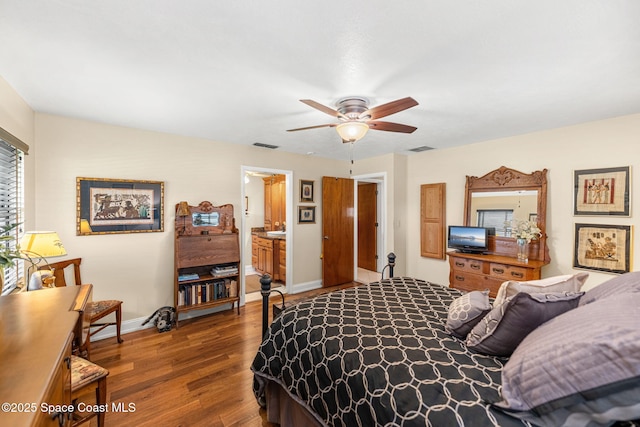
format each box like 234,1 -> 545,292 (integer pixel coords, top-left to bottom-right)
477,209 -> 513,237
0,137 -> 25,294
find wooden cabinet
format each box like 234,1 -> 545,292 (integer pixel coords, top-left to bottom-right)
174,202 -> 240,327
253,235 -> 274,276
276,239 -> 286,283
448,251 -> 547,297
264,175 -> 286,231
252,234 -> 286,282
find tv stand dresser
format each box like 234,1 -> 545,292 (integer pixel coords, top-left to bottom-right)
448,251 -> 547,297
451,166 -> 552,297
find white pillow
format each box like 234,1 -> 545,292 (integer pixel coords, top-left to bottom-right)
493,272 -> 589,307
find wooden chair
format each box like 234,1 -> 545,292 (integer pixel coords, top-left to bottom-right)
70,355 -> 109,427
42,258 -> 124,351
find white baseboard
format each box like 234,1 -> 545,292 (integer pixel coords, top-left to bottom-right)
91,279 -> 323,342
290,280 -> 322,293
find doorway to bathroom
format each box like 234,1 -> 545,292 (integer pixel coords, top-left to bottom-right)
240,166 -> 292,303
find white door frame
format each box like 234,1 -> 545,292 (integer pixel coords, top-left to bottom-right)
240,165 -> 293,304
352,172 -> 387,276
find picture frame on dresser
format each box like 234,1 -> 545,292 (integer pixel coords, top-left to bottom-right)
573,223 -> 632,274
76,177 -> 164,235
573,166 -> 630,216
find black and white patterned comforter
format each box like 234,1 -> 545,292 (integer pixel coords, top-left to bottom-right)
251,277 -> 532,427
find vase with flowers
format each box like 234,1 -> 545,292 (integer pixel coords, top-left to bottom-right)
511,219 -> 542,262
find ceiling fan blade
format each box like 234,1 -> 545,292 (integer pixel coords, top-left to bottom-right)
368,120 -> 417,134
287,123 -> 338,132
362,97 -> 419,120
300,99 -> 347,119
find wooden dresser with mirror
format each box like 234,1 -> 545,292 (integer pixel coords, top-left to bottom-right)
448,166 -> 550,297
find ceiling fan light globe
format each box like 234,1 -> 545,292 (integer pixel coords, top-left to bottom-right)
336,122 -> 369,142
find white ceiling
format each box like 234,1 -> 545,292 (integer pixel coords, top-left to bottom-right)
1,1 -> 639,161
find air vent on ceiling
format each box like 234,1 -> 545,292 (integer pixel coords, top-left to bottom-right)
253,142 -> 279,149
408,145 -> 434,152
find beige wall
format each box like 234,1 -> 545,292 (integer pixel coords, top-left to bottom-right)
406,113 -> 640,291
0,76 -> 36,228
3,72 -> 640,326
31,113 -> 352,322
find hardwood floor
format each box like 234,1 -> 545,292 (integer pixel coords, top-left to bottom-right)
89,282 -> 360,427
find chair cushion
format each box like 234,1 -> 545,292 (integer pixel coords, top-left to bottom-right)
88,300 -> 122,319
70,355 -> 109,391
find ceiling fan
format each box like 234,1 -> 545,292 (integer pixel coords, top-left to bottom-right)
287,96 -> 419,143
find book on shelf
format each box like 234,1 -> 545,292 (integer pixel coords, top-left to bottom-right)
211,266 -> 238,277
178,279 -> 234,307
178,273 -> 200,282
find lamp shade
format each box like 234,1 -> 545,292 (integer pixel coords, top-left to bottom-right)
79,219 -> 92,233
20,231 -> 67,258
336,122 -> 369,142
176,201 -> 190,217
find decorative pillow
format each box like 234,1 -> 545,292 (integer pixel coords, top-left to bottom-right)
496,292 -> 640,424
444,290 -> 491,339
493,272 -> 589,307
579,270 -> 640,306
465,291 -> 582,357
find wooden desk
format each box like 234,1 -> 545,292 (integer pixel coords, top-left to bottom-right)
0,285 -> 92,426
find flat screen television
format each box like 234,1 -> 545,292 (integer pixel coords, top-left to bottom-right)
447,225 -> 490,254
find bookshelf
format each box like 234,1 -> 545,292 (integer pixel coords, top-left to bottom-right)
174,201 -> 240,327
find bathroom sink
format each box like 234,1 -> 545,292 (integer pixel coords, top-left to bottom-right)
266,231 -> 286,236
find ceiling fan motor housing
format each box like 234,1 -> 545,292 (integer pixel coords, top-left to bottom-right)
336,97 -> 370,120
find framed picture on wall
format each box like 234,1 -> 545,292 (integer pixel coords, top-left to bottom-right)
300,180 -> 314,203
573,223 -> 632,274
76,177 -> 164,235
573,166 -> 630,216
298,206 -> 316,224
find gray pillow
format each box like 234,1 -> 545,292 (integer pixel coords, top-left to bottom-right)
445,290 -> 491,339
465,291 -> 582,357
496,292 -> 640,424
493,272 -> 589,307
579,270 -> 640,306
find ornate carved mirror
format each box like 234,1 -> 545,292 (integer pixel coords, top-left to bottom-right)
463,166 -> 549,262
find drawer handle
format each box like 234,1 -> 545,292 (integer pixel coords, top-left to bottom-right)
455,275 -> 465,281
470,264 -> 481,270
455,261 -> 465,268
492,268 -> 504,274
511,272 -> 524,279
65,356 -> 71,369
51,411 -> 65,426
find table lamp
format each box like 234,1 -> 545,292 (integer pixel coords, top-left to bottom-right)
176,201 -> 190,235
19,231 -> 67,291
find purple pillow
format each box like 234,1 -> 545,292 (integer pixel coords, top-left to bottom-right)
579,271 -> 640,306
465,292 -> 582,357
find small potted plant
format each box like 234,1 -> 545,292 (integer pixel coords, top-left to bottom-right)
0,223 -> 23,291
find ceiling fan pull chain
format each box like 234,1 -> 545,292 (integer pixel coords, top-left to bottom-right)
349,142 -> 354,176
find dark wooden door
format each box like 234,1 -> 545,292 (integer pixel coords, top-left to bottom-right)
322,176 -> 354,287
358,182 -> 377,271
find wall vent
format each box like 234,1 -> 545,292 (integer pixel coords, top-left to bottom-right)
253,142 -> 279,149
408,145 -> 434,152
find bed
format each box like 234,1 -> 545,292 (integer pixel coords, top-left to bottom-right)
251,275 -> 640,427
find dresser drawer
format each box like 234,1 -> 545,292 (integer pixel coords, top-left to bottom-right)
450,257 -> 485,274
489,263 -> 529,281
450,271 -> 503,296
